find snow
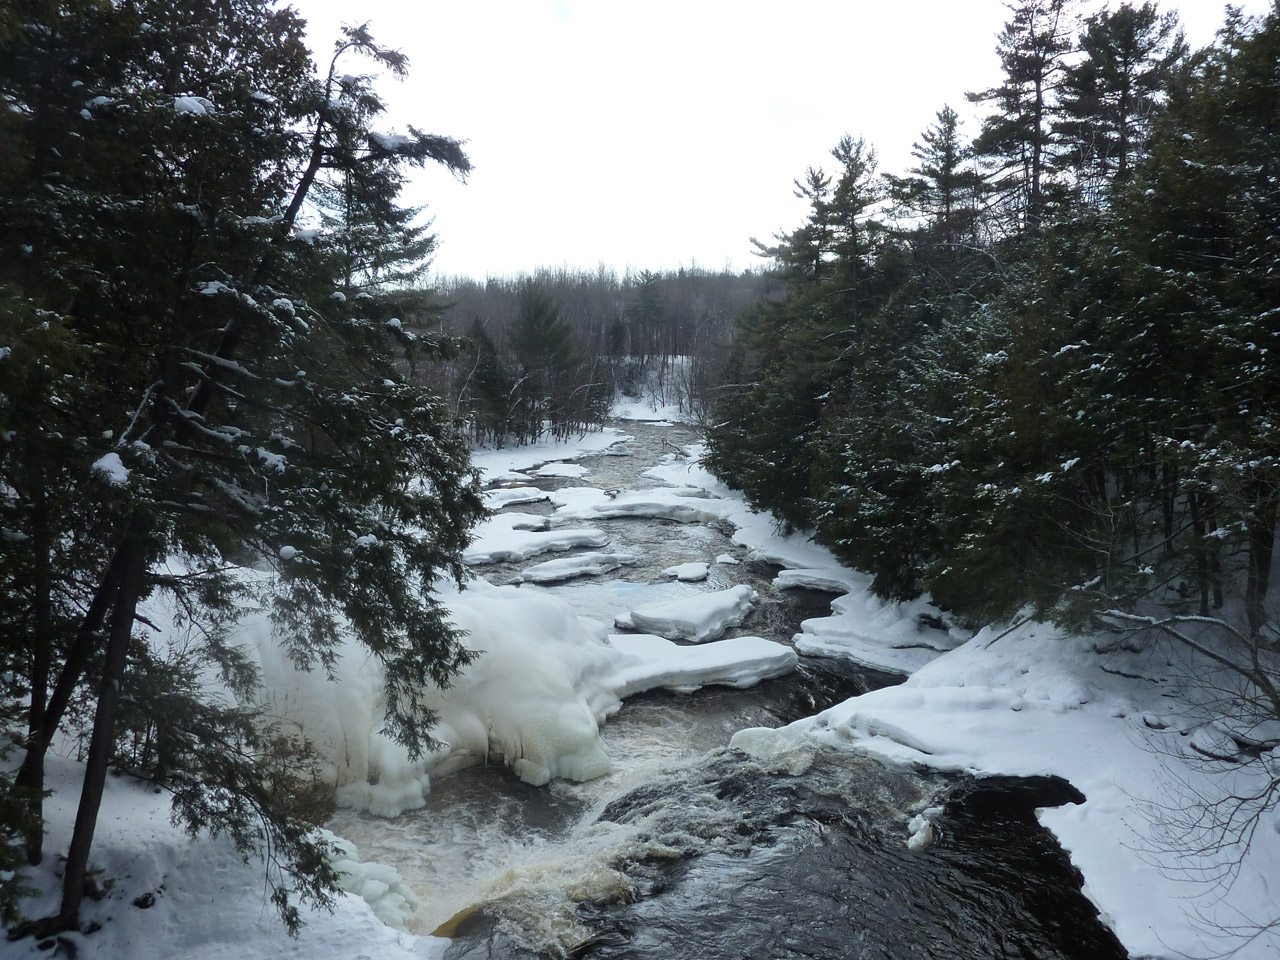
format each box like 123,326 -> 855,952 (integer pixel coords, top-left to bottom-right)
552,485 -> 728,524
173,95 -> 214,115
661,561 -> 709,582
604,633 -> 797,697
90,451 -> 129,484
732,622 -> 1280,960
370,131 -> 411,151
534,461 -> 589,478
610,396 -> 684,422
250,578 -> 794,804
13,419 -> 1280,959
772,568 -> 859,593
483,485 -> 549,509
8,757 -> 449,960
462,512 -> 609,565
516,551 -> 637,584
616,584 -> 757,642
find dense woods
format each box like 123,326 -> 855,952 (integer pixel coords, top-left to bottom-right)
422,267 -> 774,443
707,0 -> 1279,640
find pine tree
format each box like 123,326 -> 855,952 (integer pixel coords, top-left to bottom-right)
0,1 -> 484,935
968,0 -> 1076,234
1055,2 -> 1186,206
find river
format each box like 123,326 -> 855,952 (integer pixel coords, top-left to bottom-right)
328,418 -> 1128,960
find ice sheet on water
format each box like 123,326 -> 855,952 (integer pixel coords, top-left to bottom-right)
773,568 -> 861,593
517,551 -> 638,584
484,485 -> 551,509
535,461 -> 589,478
617,584 -> 757,642
604,633 -> 797,697
662,561 -> 709,582
464,511 -> 608,565
553,485 -> 728,524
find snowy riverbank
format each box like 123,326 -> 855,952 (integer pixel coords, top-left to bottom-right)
8,414 -> 1279,959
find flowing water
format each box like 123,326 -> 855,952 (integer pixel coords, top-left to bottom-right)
328,420 -> 1128,960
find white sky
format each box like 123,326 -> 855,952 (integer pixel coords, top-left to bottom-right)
290,0 -> 1269,280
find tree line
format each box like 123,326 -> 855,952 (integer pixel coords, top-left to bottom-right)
420,266 -> 775,443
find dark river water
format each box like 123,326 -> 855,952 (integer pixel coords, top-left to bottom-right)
329,419 -> 1129,960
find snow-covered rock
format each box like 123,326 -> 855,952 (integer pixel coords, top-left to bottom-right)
661,561 -> 709,582
616,584 -> 757,642
464,511 -> 609,565
518,552 -> 638,584
773,568 -> 860,593
604,633 -> 797,697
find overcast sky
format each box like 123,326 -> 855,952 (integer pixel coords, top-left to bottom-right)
290,0 -> 1268,281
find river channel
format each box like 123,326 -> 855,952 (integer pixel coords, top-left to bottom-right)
328,419 -> 1128,960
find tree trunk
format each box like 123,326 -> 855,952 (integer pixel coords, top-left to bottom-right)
22,487 -> 53,865
56,529 -> 147,930
15,545 -> 126,863
1245,474 -> 1278,638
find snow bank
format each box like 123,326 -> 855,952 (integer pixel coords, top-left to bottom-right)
9,757 -> 447,960
616,584 -> 757,642
793,582 -> 963,673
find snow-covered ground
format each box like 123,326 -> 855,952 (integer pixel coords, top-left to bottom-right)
9,413 -> 1280,959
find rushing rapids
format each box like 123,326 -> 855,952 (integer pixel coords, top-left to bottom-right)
326,419 -> 1126,959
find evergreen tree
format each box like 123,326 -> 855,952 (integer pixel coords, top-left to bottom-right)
968,0 -> 1076,233
887,105 -> 984,252
0,1 -> 484,935
1055,2 -> 1186,206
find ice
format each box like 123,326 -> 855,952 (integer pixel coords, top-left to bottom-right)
603,633 -> 797,696
552,485 -> 728,524
662,561 -> 709,582
484,485 -> 550,509
773,568 -> 860,593
617,584 -> 757,642
517,551 -> 638,584
535,461 -> 589,478
469,426 -> 634,483
321,830 -> 420,930
255,583 -> 621,806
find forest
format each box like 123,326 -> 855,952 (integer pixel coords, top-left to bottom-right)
1,0 -> 1279,952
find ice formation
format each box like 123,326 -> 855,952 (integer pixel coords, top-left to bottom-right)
616,584 -> 757,642
517,551 -> 638,584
